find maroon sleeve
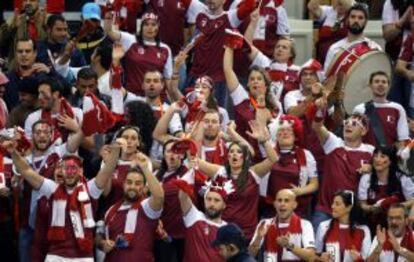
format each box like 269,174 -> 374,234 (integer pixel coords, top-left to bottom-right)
399,34 -> 414,62
31,197 -> 50,262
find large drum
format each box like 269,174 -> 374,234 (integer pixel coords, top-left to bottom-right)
326,42 -> 392,113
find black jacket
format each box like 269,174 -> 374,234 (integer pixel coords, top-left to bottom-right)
228,251 -> 256,262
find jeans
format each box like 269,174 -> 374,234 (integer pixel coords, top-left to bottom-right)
312,211 -> 332,233
19,227 -> 34,262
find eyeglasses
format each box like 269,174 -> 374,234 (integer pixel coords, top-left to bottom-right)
343,119 -> 364,128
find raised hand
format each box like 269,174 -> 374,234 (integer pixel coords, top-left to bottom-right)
376,225 -> 386,246
173,51 -> 188,73
246,120 -> 270,143
133,152 -> 152,173
276,234 -> 290,248
57,114 -> 79,132
112,42 -> 125,62
388,229 -> 401,252
256,221 -> 270,239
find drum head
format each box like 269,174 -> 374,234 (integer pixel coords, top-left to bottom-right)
343,51 -> 392,113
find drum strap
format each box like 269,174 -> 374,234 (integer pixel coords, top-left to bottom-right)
365,101 -> 389,147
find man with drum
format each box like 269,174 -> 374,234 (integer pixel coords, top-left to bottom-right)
353,71 -> 409,148
324,3 -> 382,73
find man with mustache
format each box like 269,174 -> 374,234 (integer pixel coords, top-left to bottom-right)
7,138 -> 121,262
14,119 -> 84,262
179,178 -> 234,262
367,203 -> 414,261
97,153 -> 164,261
323,3 -> 382,72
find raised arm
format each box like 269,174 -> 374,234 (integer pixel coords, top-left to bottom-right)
153,103 -> 181,143
248,121 -> 279,177
178,189 -> 193,215
383,6 -> 412,42
223,47 -> 240,93
226,121 -> 255,156
58,114 -> 84,153
134,152 -> 164,211
94,139 -> 122,189
103,12 -> 122,42
396,59 -> 414,82
312,98 -> 330,145
10,144 -> 44,190
167,51 -> 186,102
196,157 -> 222,178
244,9 -> 259,44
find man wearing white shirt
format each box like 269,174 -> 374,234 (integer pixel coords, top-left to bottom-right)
324,3 -> 382,73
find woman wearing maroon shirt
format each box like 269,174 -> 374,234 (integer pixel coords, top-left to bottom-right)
264,115 -> 319,218
104,12 -> 173,96
224,46 -> 280,163
195,122 -> 279,240
358,147 -> 406,233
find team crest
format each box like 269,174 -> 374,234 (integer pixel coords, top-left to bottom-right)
203,226 -> 210,235
138,47 -> 145,55
201,18 -> 208,28
177,1 -> 183,9
158,0 -> 164,7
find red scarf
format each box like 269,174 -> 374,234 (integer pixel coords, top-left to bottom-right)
202,139 -> 227,165
41,98 -> 75,142
382,227 -> 414,261
105,200 -> 141,245
47,183 -> 95,253
324,220 -> 364,262
264,213 -> 302,261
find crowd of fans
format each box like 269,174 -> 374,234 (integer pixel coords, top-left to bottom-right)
1,0 -> 414,261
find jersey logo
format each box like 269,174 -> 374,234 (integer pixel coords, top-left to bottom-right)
387,115 -> 395,123
158,0 -> 164,7
201,18 -> 208,28
138,47 -> 145,55
203,226 -> 210,235
177,1 -> 184,9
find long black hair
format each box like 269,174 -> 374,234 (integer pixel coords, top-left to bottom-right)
368,146 -> 401,196
156,139 -> 186,181
124,100 -> 157,155
224,142 -> 252,194
136,16 -> 161,48
324,190 -> 366,242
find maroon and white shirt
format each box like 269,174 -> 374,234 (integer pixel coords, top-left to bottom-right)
200,139 -> 229,165
353,101 -> 409,147
104,198 -> 162,262
369,233 -> 414,262
25,143 -> 69,228
183,205 -> 226,262
283,90 -> 326,171
397,33 -> 414,109
38,178 -> 102,261
230,84 -> 275,162
229,0 -> 289,57
159,166 -> 189,239
215,167 -> 260,239
120,32 -> 173,95
324,37 -> 382,73
315,5 -> 348,64
316,132 -> 374,214
24,108 -> 83,140
261,148 -> 317,217
316,220 -> 371,262
145,0 -> 203,55
251,216 -> 315,261
190,6 -> 243,82
252,51 -> 300,103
